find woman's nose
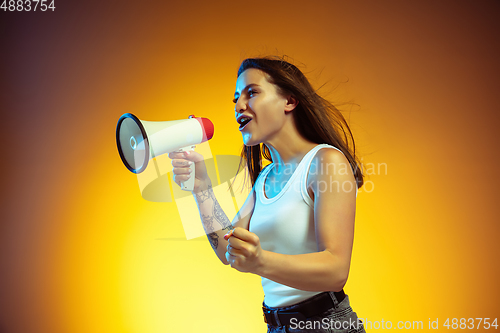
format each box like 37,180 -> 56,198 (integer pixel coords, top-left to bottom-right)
234,98 -> 247,113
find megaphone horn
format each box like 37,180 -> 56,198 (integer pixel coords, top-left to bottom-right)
116,113 -> 214,191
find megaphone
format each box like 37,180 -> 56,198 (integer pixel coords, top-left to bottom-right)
116,113 -> 214,191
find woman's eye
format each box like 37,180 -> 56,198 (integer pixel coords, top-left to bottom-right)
248,90 -> 257,97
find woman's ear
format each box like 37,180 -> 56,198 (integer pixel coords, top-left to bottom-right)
284,95 -> 299,113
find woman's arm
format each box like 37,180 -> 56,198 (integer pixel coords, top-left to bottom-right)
170,150 -> 255,265
193,181 -> 255,265
226,149 -> 357,291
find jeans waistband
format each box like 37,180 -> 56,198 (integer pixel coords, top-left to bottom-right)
262,290 -> 345,327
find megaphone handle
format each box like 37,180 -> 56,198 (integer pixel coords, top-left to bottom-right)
177,145 -> 196,191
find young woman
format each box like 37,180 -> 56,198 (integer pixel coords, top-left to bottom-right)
169,56 -> 366,333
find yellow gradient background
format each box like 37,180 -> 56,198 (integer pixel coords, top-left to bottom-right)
1,1 -> 499,332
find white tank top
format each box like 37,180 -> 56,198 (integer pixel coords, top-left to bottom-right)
249,144 -> 357,307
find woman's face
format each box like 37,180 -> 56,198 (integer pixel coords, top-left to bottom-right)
234,68 -> 290,146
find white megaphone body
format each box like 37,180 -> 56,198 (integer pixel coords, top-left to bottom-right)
116,113 -> 214,191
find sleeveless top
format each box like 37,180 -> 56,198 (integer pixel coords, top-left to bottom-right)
249,144 -> 358,307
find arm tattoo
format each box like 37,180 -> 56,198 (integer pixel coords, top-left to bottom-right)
195,184 -> 234,252
207,232 -> 219,251
201,213 -> 218,250
222,224 -> 234,233
213,199 -> 232,229
194,184 -> 214,203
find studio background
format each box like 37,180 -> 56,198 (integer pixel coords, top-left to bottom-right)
1,1 -> 499,332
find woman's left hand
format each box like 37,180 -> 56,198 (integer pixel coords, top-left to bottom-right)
224,227 -> 265,274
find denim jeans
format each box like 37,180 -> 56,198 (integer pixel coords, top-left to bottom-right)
265,293 -> 365,333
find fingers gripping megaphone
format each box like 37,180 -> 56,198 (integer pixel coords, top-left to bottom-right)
116,113 -> 214,191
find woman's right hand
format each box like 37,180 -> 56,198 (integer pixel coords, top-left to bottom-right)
168,150 -> 211,193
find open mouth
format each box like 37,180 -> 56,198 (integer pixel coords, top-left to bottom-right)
238,116 -> 252,130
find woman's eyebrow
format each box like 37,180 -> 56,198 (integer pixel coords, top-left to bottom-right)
234,83 -> 259,99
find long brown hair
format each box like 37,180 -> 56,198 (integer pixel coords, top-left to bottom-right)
235,56 -> 364,189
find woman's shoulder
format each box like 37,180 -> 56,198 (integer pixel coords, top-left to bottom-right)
307,146 -> 354,184
315,146 -> 347,163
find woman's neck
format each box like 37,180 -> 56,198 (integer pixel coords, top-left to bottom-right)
265,133 -> 317,174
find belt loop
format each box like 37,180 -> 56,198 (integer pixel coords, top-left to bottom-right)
273,310 -> 281,327
328,291 -> 340,308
